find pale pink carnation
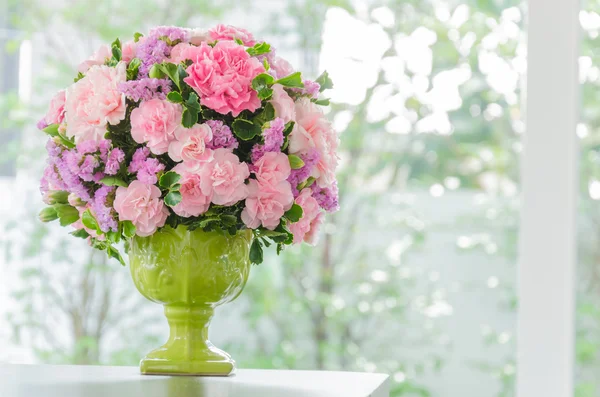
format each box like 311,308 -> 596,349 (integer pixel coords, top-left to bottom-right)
77,44 -> 111,74
113,181 -> 169,237
168,123 -> 214,163
270,56 -> 294,79
200,148 -> 250,206
288,189 -> 323,245
241,179 -> 294,230
44,90 -> 66,125
208,24 -> 256,46
182,41 -> 265,116
171,162 -> 213,217
190,28 -> 210,45
289,98 -> 339,187
130,98 -> 183,155
270,84 -> 295,123
121,40 -> 137,62
65,63 -> 127,143
169,42 -> 194,63
253,152 -> 291,185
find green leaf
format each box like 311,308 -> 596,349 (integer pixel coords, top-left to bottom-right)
284,203 -> 303,223
298,176 -> 316,190
276,243 -> 285,255
121,220 -> 136,238
38,207 -> 58,223
232,119 -> 262,141
111,45 -> 122,62
155,62 -> 183,90
252,73 -> 275,100
314,98 -> 330,106
148,64 -> 166,79
74,72 -> 85,82
275,72 -> 304,88
127,58 -> 141,80
99,176 -> 128,187
107,231 -> 121,244
250,239 -> 264,265
42,123 -> 59,136
70,229 -> 90,239
107,245 -> 126,266
234,38 -> 244,45
185,92 -> 200,111
82,209 -> 100,232
220,214 -> 238,227
283,121 -> 295,137
315,70 -> 333,91
263,57 -> 270,71
167,91 -> 183,103
246,42 -> 271,57
134,32 -> 144,42
164,191 -> 182,207
288,154 -> 305,169
159,171 -> 181,188
253,103 -> 275,125
182,108 -> 198,128
54,204 -> 79,227
111,37 -> 122,50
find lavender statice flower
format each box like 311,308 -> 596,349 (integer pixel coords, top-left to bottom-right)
136,26 -> 191,77
287,149 -> 320,196
250,118 -> 285,163
37,118 -> 49,130
104,148 -> 125,175
301,80 -> 320,99
205,120 -> 238,150
92,185 -> 118,232
312,182 -> 339,213
119,78 -> 172,102
78,155 -> 99,182
128,147 -> 165,185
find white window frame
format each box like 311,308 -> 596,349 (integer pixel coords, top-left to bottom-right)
518,0 -> 579,396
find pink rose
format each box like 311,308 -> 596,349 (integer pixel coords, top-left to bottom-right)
208,24 -> 256,46
169,42 -> 194,64
199,148 -> 250,206
114,181 -> 169,237
65,63 -> 127,143
77,44 -> 111,74
289,98 -> 339,187
130,98 -> 183,155
183,41 -> 265,116
241,179 -> 294,230
288,189 -> 323,244
253,152 -> 291,185
121,40 -> 137,62
168,123 -> 214,163
171,162 -> 213,217
270,84 -> 295,123
44,90 -> 66,125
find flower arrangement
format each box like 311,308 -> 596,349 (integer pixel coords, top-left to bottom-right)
37,25 -> 339,265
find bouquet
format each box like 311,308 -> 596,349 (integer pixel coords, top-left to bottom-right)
37,25 -> 339,265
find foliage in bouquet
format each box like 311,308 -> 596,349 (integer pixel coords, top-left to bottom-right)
37,25 -> 339,265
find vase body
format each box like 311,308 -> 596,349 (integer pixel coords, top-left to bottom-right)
128,225 -> 252,376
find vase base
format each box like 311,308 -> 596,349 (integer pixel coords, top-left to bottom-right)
139,344 -> 236,376
140,358 -> 235,376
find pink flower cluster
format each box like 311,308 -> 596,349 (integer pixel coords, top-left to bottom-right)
37,24 -> 339,260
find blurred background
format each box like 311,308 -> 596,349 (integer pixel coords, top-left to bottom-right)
0,0 -> 599,396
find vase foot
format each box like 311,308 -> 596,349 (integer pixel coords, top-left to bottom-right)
140,345 -> 235,376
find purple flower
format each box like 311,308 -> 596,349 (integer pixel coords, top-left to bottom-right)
263,118 -> 285,152
37,118 -> 49,130
302,80 -> 320,99
128,147 -> 165,184
312,182 -> 339,213
136,26 -> 191,78
105,148 -> 125,175
92,185 -> 118,232
205,120 -> 239,150
77,140 -> 98,155
119,78 -> 172,102
78,155 -> 99,182
287,149 -> 320,196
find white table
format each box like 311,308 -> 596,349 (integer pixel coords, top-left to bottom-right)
0,364 -> 389,397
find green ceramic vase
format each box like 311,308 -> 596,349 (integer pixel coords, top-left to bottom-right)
128,225 -> 253,376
